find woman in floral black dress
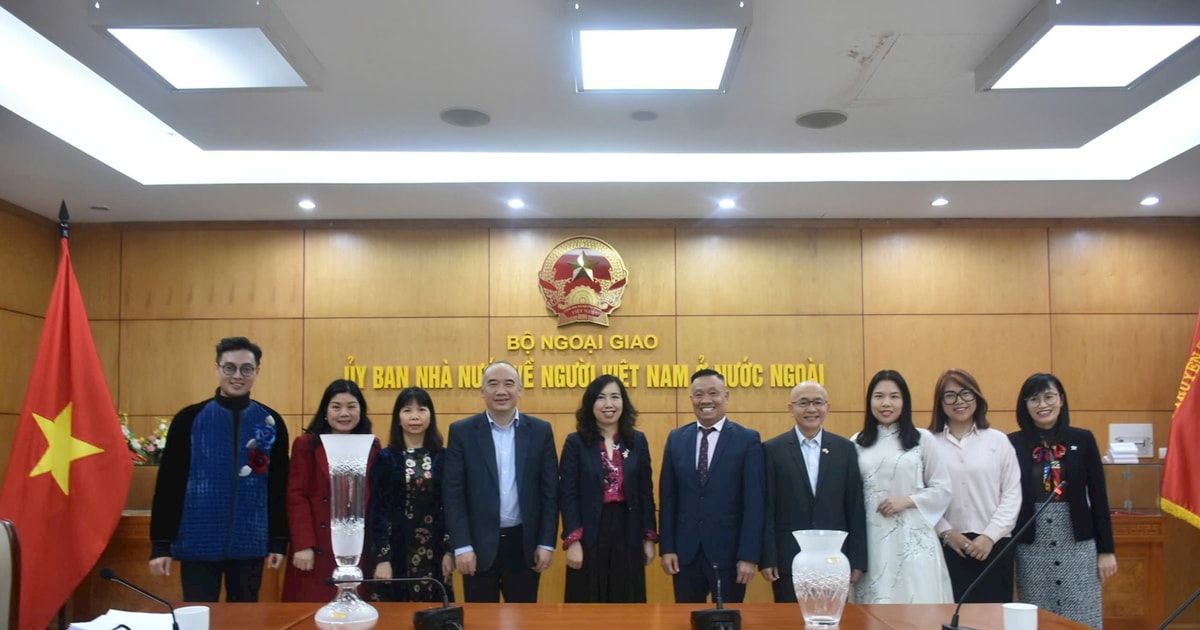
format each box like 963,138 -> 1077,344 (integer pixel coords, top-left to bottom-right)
367,386 -> 454,602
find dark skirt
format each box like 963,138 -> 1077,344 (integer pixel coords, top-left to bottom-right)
564,502 -> 647,603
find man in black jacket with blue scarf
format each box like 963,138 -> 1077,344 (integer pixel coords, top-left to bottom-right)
148,336 -> 290,602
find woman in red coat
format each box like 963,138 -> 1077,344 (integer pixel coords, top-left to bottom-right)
281,379 -> 380,602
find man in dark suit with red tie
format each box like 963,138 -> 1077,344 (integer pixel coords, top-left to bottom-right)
659,369 -> 765,603
760,380 -> 867,602
443,361 -> 558,602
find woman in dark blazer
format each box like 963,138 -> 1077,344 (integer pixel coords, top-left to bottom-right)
1009,373 -> 1116,629
558,374 -> 658,602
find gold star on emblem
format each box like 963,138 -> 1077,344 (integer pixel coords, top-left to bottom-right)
28,402 -> 104,495
567,251 -> 598,282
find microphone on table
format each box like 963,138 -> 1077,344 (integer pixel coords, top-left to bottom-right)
1156,585 -> 1200,630
690,563 -> 741,630
942,480 -> 1067,630
99,567 -> 179,630
328,576 -> 463,630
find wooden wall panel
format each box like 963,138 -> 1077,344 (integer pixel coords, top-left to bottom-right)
118,319 -> 305,417
1049,224 -> 1200,314
675,227 -> 862,315
489,228 -> 678,317
863,315 -> 1052,415
675,315 -> 865,413
305,228 -> 490,318
121,230 -> 304,319
1164,516 -> 1200,626
0,205 -> 56,316
0,413 -> 16,482
93,320 -> 120,407
0,310 -> 43,414
862,227 -> 1049,315
303,317 -> 491,440
71,228 -> 123,320
489,315 -> 680,416
1050,314 -> 1196,411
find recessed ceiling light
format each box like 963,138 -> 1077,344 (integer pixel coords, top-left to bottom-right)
717,198 -> 736,209
298,199 -> 316,211
507,198 -> 526,209
931,197 -> 950,207
1140,195 -> 1160,206
631,110 -> 658,122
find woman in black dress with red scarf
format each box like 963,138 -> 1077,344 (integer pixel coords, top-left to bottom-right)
559,374 -> 658,602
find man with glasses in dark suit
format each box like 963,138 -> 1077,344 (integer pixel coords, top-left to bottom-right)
760,380 -> 866,602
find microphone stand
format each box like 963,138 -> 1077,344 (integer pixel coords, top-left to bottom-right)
99,567 -> 179,630
943,480 -> 1066,630
1157,585 -> 1200,630
329,576 -> 463,630
690,563 -> 742,630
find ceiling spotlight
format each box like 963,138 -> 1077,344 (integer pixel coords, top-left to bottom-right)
795,109 -> 848,129
507,198 -> 526,209
440,108 -> 491,128
717,198 -> 736,209
931,197 -> 950,207
1140,195 -> 1160,206
298,199 -> 316,211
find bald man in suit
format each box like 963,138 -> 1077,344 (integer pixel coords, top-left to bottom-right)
760,381 -> 867,602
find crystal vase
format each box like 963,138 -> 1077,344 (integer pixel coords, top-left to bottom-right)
791,529 -> 850,627
315,434 -> 378,630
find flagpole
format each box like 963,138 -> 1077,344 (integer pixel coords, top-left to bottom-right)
59,199 -> 70,239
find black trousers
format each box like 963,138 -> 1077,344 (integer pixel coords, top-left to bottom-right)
942,534 -> 1014,603
180,558 -> 265,602
672,549 -> 746,604
461,525 -> 541,602
771,575 -> 798,603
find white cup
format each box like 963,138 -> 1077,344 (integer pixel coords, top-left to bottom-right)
1003,602 -> 1038,630
175,605 -> 210,630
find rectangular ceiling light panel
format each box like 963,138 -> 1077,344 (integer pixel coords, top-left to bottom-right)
89,0 -> 322,91
976,0 -> 1200,90
570,0 -> 752,92
108,27 -> 306,89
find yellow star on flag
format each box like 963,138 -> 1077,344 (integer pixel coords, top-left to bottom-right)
28,402 -> 104,495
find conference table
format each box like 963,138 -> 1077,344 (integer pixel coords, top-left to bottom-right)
196,602 -> 1089,630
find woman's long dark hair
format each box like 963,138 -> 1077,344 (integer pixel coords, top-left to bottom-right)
856,369 -> 920,450
575,374 -> 638,448
929,368 -> 990,433
389,386 -> 444,452
304,379 -> 373,448
1015,373 -> 1071,442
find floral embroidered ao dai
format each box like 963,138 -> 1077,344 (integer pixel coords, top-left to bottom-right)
367,447 -> 453,602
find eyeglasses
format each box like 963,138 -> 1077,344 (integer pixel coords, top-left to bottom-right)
791,399 -> 828,408
219,363 -> 258,377
690,390 -> 726,402
1025,392 -> 1061,407
941,389 -> 977,405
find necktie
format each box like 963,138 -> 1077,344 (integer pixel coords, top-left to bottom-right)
697,427 -> 716,485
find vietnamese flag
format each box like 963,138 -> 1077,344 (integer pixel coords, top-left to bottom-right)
1162,313 -> 1200,530
0,211 -> 132,630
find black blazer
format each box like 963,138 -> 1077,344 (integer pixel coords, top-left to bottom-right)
442,412 -> 559,571
762,429 -> 867,573
1008,427 -> 1114,553
558,431 -> 657,550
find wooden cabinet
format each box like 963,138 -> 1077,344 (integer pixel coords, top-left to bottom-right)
1104,515 -> 1164,630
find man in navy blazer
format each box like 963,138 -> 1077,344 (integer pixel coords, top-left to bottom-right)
659,369 -> 765,603
761,381 -> 867,602
443,361 -> 558,602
